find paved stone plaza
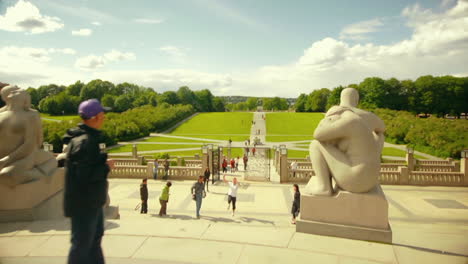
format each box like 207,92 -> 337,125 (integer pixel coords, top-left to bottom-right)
1,177 -> 467,264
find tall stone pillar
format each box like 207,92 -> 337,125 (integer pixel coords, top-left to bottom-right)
279,147 -> 289,183
406,150 -> 414,171
132,144 -> 138,159
460,151 -> 468,186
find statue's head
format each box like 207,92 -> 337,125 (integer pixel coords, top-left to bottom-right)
1,85 -> 32,110
340,87 -> 359,108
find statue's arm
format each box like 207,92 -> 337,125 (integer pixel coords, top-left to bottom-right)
314,113 -> 354,141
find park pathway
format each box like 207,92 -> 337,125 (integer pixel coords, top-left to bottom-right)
242,112 -> 271,181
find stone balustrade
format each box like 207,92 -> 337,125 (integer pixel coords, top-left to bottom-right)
285,166 -> 468,187
380,164 -> 401,171
288,169 -> 315,182
417,160 -> 452,165
113,158 -> 139,166
109,165 -> 150,179
185,160 -> 202,167
415,165 -> 457,172
409,171 -> 465,186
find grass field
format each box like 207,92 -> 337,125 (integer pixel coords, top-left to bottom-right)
108,144 -> 202,153
266,112 -> 324,142
143,136 -> 215,143
40,113 -> 79,121
171,112 -> 253,141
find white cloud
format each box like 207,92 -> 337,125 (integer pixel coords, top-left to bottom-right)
0,46 -> 83,87
75,50 -> 136,70
71,28 -> 93,36
94,69 -> 232,92
2,0 -> 468,97
340,18 -> 383,40
134,18 -> 164,24
91,21 -> 102,26
0,0 -> 64,34
160,46 -> 188,63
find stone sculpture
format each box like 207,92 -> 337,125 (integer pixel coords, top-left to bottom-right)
304,87 -> 385,195
0,85 -> 58,187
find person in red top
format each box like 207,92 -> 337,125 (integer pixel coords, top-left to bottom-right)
252,147 -> 256,156
230,158 -> 235,172
222,157 -> 228,173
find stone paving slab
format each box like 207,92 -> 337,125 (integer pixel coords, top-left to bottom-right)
201,224 -> 294,247
132,237 -> 243,264
1,181 -> 468,263
288,233 -> 397,263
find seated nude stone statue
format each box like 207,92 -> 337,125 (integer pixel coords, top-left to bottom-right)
305,88 -> 385,196
0,85 -> 57,187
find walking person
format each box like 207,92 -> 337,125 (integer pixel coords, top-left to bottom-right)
140,179 -> 148,214
222,157 -> 228,173
163,158 -> 170,180
230,158 -> 235,172
235,156 -> 239,172
159,181 -> 172,216
291,184 -> 301,224
203,167 -> 211,192
243,154 -> 248,170
252,147 -> 256,156
191,176 -> 206,219
63,99 -> 114,264
223,175 -> 239,216
153,159 -> 159,179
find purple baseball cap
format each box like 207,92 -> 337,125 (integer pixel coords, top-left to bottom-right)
78,99 -> 111,119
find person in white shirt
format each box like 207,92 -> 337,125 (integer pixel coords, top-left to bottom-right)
223,174 -> 239,216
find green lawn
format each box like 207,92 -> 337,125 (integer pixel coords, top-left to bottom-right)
382,147 -> 427,159
266,112 -> 324,142
40,113 -> 79,121
284,147 -> 428,159
171,112 -> 253,141
108,144 -> 202,153
143,136 -> 214,143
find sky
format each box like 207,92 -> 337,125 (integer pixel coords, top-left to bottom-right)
0,0 -> 467,97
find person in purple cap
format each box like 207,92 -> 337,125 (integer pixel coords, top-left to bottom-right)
63,99 -> 114,264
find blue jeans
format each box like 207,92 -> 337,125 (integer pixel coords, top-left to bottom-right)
68,208 -> 104,264
195,194 -> 202,217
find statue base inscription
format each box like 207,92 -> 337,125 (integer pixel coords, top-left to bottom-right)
296,185 -> 392,243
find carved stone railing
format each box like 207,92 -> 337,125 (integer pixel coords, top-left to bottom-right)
409,172 -> 465,186
285,167 -> 467,187
185,160 -> 202,167
381,164 -> 401,172
417,160 -> 452,165
415,165 -> 457,172
113,158 -> 139,166
379,171 -> 401,184
288,169 -> 315,182
109,164 -> 202,180
109,165 -> 150,179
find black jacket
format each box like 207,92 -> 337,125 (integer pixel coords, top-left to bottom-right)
63,123 -> 109,217
293,192 -> 300,209
140,184 -> 148,200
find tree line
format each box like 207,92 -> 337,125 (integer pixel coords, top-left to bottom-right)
226,97 -> 290,111
373,108 -> 467,158
21,80 -> 225,115
43,104 -> 195,152
295,75 -> 468,117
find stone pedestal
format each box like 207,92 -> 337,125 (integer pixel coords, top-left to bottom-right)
296,185 -> 392,243
0,168 -> 65,222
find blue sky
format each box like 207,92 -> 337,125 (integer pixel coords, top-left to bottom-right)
1,0 -> 467,96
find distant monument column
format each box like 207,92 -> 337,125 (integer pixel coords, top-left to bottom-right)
296,88 -> 392,243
